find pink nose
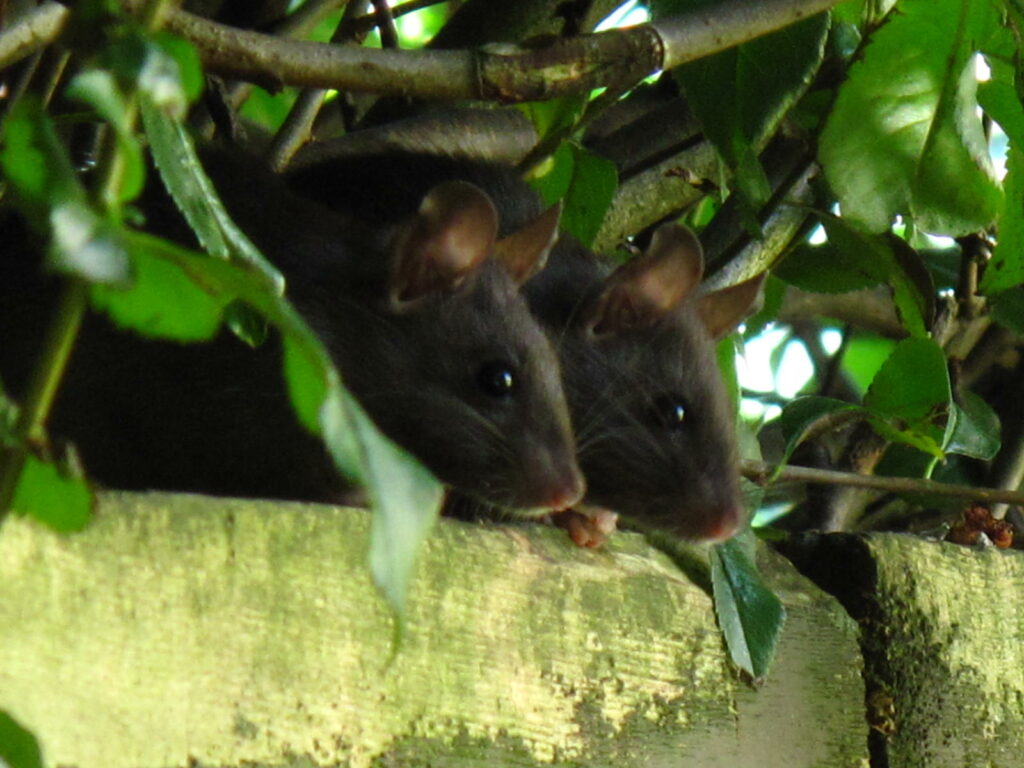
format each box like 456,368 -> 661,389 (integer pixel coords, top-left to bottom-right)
697,505 -> 744,542
541,471 -> 586,511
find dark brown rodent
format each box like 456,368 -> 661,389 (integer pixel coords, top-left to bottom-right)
286,152 -> 756,540
0,151 -> 584,512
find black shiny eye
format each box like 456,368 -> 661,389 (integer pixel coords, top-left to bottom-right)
476,360 -> 517,398
652,395 -> 687,430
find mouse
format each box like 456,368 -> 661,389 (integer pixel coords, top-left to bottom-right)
285,150 -> 759,542
0,149 -> 585,513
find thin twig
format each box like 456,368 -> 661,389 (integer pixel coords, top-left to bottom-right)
0,281 -> 88,520
742,460 -> 1024,508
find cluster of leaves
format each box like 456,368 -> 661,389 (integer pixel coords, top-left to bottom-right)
654,0 -> 1014,496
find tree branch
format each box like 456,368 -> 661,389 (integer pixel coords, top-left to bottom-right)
2,1 -> 843,100
743,460 -> 1024,508
0,2 -> 68,71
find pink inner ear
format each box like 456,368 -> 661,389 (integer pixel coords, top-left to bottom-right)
698,273 -> 766,339
588,223 -> 706,334
390,181 -> 499,303
493,202 -> 561,285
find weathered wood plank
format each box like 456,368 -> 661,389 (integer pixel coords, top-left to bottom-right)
785,532 -> 1024,768
0,492 -> 865,766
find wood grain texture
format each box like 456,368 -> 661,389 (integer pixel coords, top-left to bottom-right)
785,532 -> 1024,768
0,492 -> 865,767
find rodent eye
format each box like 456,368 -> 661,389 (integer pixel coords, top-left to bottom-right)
476,360 -> 517,398
652,394 -> 687,430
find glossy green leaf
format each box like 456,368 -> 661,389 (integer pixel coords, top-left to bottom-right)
12,454 -> 92,532
945,391 -> 1001,460
0,710 -> 44,768
65,69 -> 145,203
661,0 -> 827,208
864,337 -> 950,459
778,396 -> 865,468
140,98 -> 285,293
819,0 -> 1003,235
711,535 -> 786,679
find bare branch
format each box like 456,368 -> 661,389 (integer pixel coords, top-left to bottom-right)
654,0 -> 839,70
3,1 -> 844,102
743,460 -> 1024,508
0,2 -> 68,71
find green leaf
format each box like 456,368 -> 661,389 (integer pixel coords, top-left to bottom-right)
663,0 -> 827,208
526,143 -> 617,248
711,535 -> 786,679
990,286 -> 1024,334
778,396 -> 865,468
135,37 -> 191,119
527,142 -> 574,206
0,98 -> 87,225
775,241 -> 883,294
864,337 -> 951,459
0,99 -> 130,283
139,98 -> 285,294
365,414 -> 445,617
806,214 -> 931,337
717,334 -> 742,417
48,200 -> 131,284
516,95 -> 587,142
842,333 -> 897,395
154,32 -> 204,104
90,232 -> 231,341
945,391 -> 1001,460
0,710 -> 44,768
560,145 -> 617,248
12,454 -> 92,532
65,69 -> 145,204
982,143 -> 1024,294
819,0 -> 1003,235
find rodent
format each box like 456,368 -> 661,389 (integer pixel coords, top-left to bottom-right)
285,150 -> 757,541
0,149 -> 585,512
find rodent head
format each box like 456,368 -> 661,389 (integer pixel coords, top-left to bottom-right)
551,224 -> 762,541
327,181 -> 584,512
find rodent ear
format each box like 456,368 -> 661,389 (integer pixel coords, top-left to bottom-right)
493,202 -> 561,285
587,223 -> 704,335
697,273 -> 766,339
390,181 -> 498,304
